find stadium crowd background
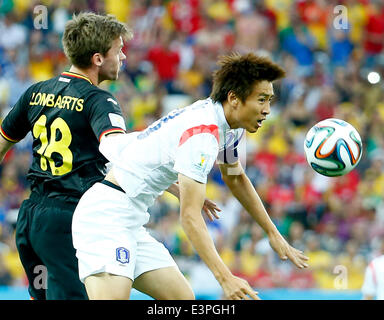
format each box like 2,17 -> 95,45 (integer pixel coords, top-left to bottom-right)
0,0 -> 384,296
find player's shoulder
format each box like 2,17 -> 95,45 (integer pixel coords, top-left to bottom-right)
174,99 -> 220,148
11,76 -> 58,104
187,98 -> 213,112
83,85 -> 118,105
372,255 -> 384,265
182,98 -> 217,123
24,76 -> 58,93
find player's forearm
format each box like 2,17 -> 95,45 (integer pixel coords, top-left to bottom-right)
0,136 -> 14,163
180,208 -> 232,283
223,172 -> 278,236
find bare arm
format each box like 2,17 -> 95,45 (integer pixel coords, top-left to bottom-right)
219,161 -> 309,269
167,182 -> 221,221
178,173 -> 259,300
0,135 -> 14,163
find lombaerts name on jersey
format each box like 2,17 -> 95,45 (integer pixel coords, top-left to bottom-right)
29,92 -> 84,112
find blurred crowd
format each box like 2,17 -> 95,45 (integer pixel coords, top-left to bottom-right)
1,0 -> 384,293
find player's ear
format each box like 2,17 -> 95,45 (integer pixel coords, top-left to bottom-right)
92,53 -> 104,67
227,91 -> 240,109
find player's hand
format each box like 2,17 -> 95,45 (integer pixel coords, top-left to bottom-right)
268,231 -> 309,269
202,199 -> 221,221
220,274 -> 260,300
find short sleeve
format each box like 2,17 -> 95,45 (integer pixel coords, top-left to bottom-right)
1,87 -> 33,142
361,263 -> 376,297
173,129 -> 219,184
86,91 -> 126,141
217,129 -> 245,164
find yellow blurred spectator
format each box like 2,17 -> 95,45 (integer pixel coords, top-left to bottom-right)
336,240 -> 366,289
237,241 -> 262,277
130,93 -> 158,130
179,68 -> 204,94
265,0 -> 292,31
29,58 -> 54,82
2,232 -> 25,283
304,233 -> 334,289
205,181 -> 221,202
105,0 -> 130,22
349,0 -> 369,45
372,172 -> 384,197
267,127 -> 289,157
205,0 -> 232,22
302,0 -> 330,51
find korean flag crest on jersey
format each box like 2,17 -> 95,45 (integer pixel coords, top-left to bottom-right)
116,247 -> 130,264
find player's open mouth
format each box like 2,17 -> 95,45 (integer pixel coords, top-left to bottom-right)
256,119 -> 265,127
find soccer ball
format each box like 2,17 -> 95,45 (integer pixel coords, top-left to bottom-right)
303,118 -> 363,177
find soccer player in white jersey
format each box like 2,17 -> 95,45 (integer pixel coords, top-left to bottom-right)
72,53 -> 309,300
362,239 -> 384,300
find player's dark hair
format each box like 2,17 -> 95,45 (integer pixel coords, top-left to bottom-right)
62,12 -> 132,68
210,53 -> 286,104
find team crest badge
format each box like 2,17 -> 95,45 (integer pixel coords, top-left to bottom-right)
116,247 -> 130,264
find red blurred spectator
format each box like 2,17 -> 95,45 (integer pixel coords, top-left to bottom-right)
331,170 -> 360,202
147,31 -> 180,91
363,2 -> 384,56
315,87 -> 338,122
168,0 -> 202,35
287,268 -> 316,289
267,185 -> 295,207
253,150 -> 278,178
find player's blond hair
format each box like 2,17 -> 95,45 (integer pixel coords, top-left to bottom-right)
62,12 -> 132,68
210,53 -> 286,104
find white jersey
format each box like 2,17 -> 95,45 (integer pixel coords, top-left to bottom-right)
362,255 -> 384,299
99,97 -> 244,210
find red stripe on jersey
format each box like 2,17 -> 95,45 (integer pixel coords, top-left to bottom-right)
178,124 -> 219,147
0,126 -> 19,143
61,72 -> 93,85
99,128 -> 126,141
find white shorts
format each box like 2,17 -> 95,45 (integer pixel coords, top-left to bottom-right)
72,182 -> 177,283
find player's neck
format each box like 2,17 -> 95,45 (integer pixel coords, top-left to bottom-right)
68,66 -> 99,86
222,101 -> 238,129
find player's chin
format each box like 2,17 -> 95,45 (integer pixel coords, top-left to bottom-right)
110,68 -> 120,80
246,126 -> 258,133
109,73 -> 119,81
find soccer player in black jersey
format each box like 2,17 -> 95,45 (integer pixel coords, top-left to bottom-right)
0,12 -> 131,300
0,12 -> 220,300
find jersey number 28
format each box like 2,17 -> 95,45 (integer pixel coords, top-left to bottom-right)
32,115 -> 73,176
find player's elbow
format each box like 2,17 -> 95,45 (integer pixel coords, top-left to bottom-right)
221,170 -> 244,188
219,163 -> 244,185
180,209 -> 200,234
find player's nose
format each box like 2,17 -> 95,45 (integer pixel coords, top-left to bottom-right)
262,103 -> 271,115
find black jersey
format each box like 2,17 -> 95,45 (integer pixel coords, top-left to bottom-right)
0,71 -> 126,201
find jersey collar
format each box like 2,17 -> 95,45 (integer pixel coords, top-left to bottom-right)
61,71 -> 93,85
208,97 -> 231,131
